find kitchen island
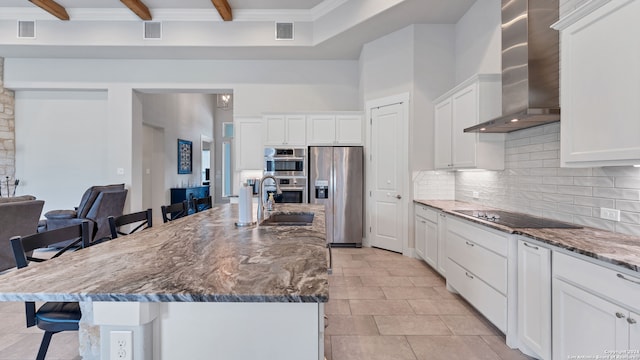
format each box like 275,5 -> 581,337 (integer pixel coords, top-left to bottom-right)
0,204 -> 329,360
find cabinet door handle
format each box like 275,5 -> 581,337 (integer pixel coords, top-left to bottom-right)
616,312 -> 626,319
617,273 -> 640,286
420,220 -> 427,224
628,318 -> 637,325
523,242 -> 539,250
465,272 -> 474,279
465,241 -> 474,247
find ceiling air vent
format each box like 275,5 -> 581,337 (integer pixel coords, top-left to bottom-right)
143,21 -> 162,40
275,22 -> 294,40
17,20 -> 36,39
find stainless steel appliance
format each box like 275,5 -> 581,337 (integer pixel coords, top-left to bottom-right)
264,176 -> 307,204
309,146 -> 363,246
454,210 -> 582,229
464,0 -> 560,133
264,147 -> 306,177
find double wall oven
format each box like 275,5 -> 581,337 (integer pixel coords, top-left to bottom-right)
264,147 -> 308,203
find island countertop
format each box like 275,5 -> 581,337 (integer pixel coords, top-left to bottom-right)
0,204 -> 329,303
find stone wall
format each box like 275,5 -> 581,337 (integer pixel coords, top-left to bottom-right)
0,58 -> 16,197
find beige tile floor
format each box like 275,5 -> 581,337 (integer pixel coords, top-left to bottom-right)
0,301 -> 80,360
0,246 -> 532,360
325,247 -> 533,360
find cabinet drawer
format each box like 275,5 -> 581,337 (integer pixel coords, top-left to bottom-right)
447,258 -> 507,332
448,229 -> 507,294
415,204 -> 438,222
553,252 -> 640,313
447,216 -> 508,256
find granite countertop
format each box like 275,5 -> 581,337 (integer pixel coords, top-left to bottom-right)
0,204 -> 329,303
415,199 -> 640,274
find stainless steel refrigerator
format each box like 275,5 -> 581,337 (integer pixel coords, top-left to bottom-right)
309,146 -> 363,246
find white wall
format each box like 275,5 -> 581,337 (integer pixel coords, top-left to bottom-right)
6,58 -> 360,213
359,26 -> 415,104
14,90 -> 110,214
359,24 -> 456,172
454,0 -> 501,83
413,24 -> 456,171
5,59 -> 360,117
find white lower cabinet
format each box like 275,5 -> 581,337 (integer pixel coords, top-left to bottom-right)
447,257 -> 507,331
517,239 -> 551,360
553,252 -> 640,359
414,209 -> 427,261
631,310 -> 640,350
445,216 -> 514,334
414,204 -> 445,276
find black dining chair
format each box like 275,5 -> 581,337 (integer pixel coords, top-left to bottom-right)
108,208 -> 152,239
192,196 -> 212,213
161,200 -> 189,223
10,221 -> 91,360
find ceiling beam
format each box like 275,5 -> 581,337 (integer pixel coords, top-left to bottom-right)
28,0 -> 69,20
120,0 -> 152,21
211,0 -> 233,21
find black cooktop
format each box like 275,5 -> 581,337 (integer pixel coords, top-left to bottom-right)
453,210 -> 583,229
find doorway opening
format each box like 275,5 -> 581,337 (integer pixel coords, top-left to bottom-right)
201,135 -> 212,187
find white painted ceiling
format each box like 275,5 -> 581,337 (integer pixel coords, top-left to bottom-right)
1,0 -> 326,10
0,0 -> 476,60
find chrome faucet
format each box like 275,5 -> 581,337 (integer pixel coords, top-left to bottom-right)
258,175 -> 282,222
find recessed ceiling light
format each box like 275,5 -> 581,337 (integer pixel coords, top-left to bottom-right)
480,128 -> 486,131
510,118 -> 519,122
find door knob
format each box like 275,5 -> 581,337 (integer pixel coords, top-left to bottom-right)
396,195 -> 402,199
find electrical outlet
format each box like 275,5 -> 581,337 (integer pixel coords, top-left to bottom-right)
110,330 -> 132,360
600,207 -> 621,222
472,191 -> 480,199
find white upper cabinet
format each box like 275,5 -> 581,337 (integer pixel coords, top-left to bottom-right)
553,0 -> 640,167
235,117 -> 264,170
434,99 -> 453,169
263,114 -> 306,146
434,74 -> 504,170
307,113 -> 363,145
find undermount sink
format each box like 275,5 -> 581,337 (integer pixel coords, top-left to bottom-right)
260,213 -> 314,226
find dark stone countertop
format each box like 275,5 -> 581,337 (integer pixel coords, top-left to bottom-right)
0,204 -> 329,303
414,199 -> 640,274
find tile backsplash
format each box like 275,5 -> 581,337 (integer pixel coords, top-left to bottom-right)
413,171 -> 455,200
453,122 -> 640,236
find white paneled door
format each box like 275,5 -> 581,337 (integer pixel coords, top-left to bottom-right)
369,103 -> 404,253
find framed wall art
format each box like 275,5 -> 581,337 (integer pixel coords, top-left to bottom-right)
177,139 -> 193,174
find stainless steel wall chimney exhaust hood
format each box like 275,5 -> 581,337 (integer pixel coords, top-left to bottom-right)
465,0 -> 560,133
